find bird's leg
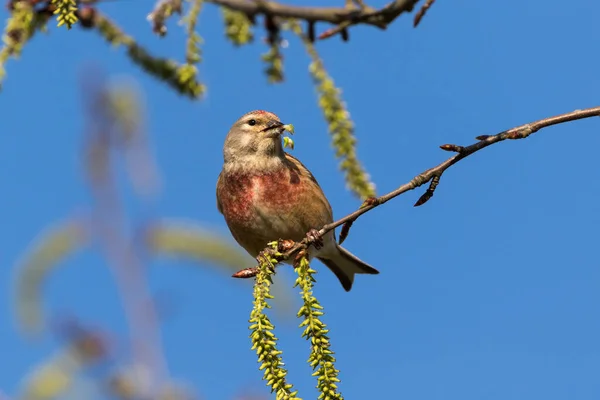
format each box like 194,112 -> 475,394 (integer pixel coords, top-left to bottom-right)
306,228 -> 324,250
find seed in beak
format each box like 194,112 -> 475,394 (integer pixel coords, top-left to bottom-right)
282,124 -> 294,134
283,136 -> 294,150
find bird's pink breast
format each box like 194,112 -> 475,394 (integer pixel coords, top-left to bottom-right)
219,169 -> 305,224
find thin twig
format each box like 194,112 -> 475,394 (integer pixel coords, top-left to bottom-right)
233,106 -> 600,278
413,0 -> 435,27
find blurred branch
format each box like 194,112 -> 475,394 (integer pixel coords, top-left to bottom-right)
104,79 -> 163,197
13,72 -> 278,400
233,106 -> 600,278
13,216 -> 89,335
18,325 -> 107,400
82,76 -> 169,396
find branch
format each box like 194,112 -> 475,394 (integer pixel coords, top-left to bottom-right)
82,10 -> 205,98
413,0 -> 435,27
208,0 -> 421,40
233,106 -> 600,278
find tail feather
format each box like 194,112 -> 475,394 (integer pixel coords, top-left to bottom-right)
317,244 -> 379,292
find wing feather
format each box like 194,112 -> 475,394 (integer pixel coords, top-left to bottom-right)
216,171 -> 224,215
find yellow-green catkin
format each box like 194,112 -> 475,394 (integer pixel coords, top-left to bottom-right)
294,253 -> 343,400
1,1 -> 33,56
262,39 -> 284,83
180,0 -> 206,96
51,0 -> 78,29
221,8 -> 253,45
249,243 -> 300,400
0,1 -> 35,87
93,13 -> 203,99
289,21 -> 375,200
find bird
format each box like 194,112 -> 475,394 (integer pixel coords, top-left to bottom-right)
216,110 -> 379,291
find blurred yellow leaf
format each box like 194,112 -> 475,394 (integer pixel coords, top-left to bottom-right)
145,219 -> 255,273
13,217 -> 89,335
108,368 -> 194,400
19,346 -> 87,400
145,219 -> 296,316
20,327 -> 107,399
22,365 -> 71,400
105,78 -> 143,143
22,364 -> 71,400
107,372 -> 139,400
106,77 -> 162,198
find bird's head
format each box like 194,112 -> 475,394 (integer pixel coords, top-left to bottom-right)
223,110 -> 289,163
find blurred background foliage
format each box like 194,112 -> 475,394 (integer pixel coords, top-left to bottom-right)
11,75 -> 297,400
2,1 -> 421,398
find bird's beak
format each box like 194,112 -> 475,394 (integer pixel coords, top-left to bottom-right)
261,120 -> 285,137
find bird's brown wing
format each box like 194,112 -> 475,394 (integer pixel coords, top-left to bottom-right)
284,152 -> 334,227
216,171 -> 224,215
284,153 -> 319,185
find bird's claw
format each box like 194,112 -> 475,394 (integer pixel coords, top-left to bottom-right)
277,239 -> 296,253
306,228 -> 323,250
256,248 -> 277,272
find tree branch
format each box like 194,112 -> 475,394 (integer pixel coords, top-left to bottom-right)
413,0 -> 435,27
207,0 -> 421,40
232,106 -> 600,278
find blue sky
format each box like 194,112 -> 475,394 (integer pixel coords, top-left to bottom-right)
1,1 -> 600,399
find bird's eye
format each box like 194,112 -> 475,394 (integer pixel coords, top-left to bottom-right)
248,119 -> 257,126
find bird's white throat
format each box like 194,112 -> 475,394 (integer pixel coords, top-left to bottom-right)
223,153 -> 286,174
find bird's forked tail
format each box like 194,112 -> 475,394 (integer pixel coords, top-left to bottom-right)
317,244 -> 379,291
